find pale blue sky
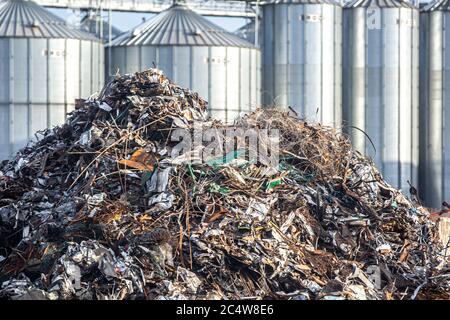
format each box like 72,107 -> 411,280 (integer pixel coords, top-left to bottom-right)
49,8 -> 249,34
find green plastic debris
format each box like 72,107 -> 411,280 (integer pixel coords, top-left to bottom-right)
209,182 -> 229,195
206,149 -> 247,166
265,178 -> 282,191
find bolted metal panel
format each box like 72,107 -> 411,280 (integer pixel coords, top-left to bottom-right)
419,1 -> 450,208
0,38 -> 105,160
343,1 -> 419,192
108,3 -> 260,124
261,1 -> 342,127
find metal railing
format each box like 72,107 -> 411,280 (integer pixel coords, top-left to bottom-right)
35,0 -> 256,17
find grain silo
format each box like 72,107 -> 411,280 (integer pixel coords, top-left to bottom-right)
108,3 -> 261,124
419,0 -> 450,208
261,0 -> 342,127
342,0 -> 419,192
0,0 -> 104,160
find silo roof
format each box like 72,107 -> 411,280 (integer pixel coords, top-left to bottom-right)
344,0 -> 417,8
110,3 -> 256,48
0,0 -> 100,40
422,0 -> 450,11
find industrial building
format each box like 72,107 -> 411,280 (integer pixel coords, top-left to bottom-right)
419,0 -> 450,208
0,0 -> 104,160
342,0 -> 420,193
107,2 -> 261,124
261,0 -> 342,128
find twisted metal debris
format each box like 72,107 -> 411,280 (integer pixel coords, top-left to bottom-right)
0,69 -> 448,300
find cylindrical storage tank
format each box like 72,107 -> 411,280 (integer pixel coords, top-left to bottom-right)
419,0 -> 450,208
107,3 -> 261,124
342,0 -> 419,192
0,0 -> 104,160
261,0 -> 342,127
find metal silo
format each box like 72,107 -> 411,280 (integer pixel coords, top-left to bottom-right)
419,0 -> 450,208
342,0 -> 419,192
0,0 -> 104,160
107,3 -> 261,124
261,0 -> 342,127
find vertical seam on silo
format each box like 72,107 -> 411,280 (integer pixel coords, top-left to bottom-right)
64,39 -> 67,121
238,48 -> 242,115
139,46 -> 142,72
348,9 -> 352,131
408,9 -> 411,185
9,39 -> 13,155
333,6 -> 337,125
441,12 -> 445,199
124,46 -> 128,74
381,8 -> 386,178
397,8 -> 401,189
90,41 -> 93,93
249,48 -> 251,115
225,47 -> 228,123
413,11 -> 417,187
156,47 -> 159,70
27,38 -> 31,141
46,38 -> 49,130
320,4 -> 323,123
208,46 -> 212,118
272,5 -> 275,105
411,10 -> 416,186
79,40 -> 82,99
427,13 -> 431,196
303,5 -> 307,111
364,8 -> 368,158
172,46 -> 176,80
189,46 -> 193,90
287,4 -> 290,111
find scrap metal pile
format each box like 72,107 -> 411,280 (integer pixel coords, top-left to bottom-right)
0,69 -> 448,300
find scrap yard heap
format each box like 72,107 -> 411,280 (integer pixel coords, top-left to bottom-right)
0,69 -> 448,300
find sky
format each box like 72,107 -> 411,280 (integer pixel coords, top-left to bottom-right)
49,8 -> 249,34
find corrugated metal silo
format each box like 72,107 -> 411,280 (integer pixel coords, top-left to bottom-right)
261,0 -> 342,127
108,3 -> 261,124
342,0 -> 420,192
0,0 -> 104,160
419,0 -> 450,208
